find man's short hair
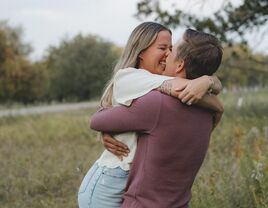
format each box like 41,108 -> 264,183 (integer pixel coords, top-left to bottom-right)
176,29 -> 223,79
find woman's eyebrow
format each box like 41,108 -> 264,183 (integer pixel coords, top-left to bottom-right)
158,44 -> 170,47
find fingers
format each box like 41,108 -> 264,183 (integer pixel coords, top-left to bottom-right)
106,147 -> 129,157
175,84 -> 186,92
106,148 -> 126,161
103,142 -> 129,155
178,88 -> 189,101
102,133 -> 130,159
186,97 -> 196,105
181,93 -> 193,103
102,133 -> 129,150
178,92 -> 202,105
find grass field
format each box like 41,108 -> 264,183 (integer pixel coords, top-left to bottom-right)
0,89 -> 267,208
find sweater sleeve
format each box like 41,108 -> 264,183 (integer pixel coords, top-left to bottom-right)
90,91 -> 162,134
113,68 -> 173,106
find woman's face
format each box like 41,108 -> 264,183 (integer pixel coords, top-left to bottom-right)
138,30 -> 172,75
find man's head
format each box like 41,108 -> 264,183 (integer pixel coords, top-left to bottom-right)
163,29 -> 223,79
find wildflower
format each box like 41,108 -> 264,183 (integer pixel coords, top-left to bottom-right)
237,97 -> 243,108
250,162 -> 264,181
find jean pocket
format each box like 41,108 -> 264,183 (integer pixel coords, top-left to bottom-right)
98,172 -> 128,195
102,167 -> 129,178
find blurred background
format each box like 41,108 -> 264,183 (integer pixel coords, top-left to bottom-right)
0,0 -> 267,104
0,0 -> 267,207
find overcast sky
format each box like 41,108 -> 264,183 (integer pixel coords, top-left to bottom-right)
1,0 -> 267,60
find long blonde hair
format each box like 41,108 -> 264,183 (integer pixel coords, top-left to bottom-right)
100,22 -> 171,107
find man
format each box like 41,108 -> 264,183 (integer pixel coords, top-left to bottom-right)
90,29 -> 223,208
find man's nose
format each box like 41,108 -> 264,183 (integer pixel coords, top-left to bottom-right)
165,49 -> 171,56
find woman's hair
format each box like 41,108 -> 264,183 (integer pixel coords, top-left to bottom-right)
100,22 -> 171,107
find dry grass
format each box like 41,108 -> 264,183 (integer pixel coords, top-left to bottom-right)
0,90 -> 267,208
0,109 -> 103,208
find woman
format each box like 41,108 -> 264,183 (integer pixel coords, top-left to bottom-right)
78,22 -> 222,208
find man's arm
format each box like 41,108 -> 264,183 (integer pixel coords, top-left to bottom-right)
90,91 -> 161,133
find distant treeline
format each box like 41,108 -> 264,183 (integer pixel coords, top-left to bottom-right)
0,21 -> 267,104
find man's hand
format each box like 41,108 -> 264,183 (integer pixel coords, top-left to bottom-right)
101,133 -> 130,161
178,75 -> 212,105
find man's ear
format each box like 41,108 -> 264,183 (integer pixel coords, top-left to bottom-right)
175,59 -> 185,73
138,52 -> 144,60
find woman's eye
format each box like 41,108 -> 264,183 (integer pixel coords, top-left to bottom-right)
159,48 -> 167,51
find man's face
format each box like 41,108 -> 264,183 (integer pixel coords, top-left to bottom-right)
162,39 -> 186,78
162,40 -> 178,76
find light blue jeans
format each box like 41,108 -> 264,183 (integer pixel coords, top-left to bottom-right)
78,162 -> 129,208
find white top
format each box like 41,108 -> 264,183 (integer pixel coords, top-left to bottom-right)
96,68 -> 173,170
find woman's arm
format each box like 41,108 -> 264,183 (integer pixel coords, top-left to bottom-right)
114,68 -> 222,107
197,94 -> 224,113
198,95 -> 224,130
160,75 -> 222,102
197,94 -> 224,129
210,75 -> 222,95
159,75 -> 223,111
113,68 -> 173,106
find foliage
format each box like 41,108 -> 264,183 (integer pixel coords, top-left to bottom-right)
135,0 -> 268,45
217,45 -> 268,87
0,57 -> 48,103
45,34 -> 120,101
0,20 -> 32,57
0,21 -> 48,103
0,20 -> 121,103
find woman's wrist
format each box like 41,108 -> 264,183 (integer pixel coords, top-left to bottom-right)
160,80 -> 172,95
160,78 -> 189,97
207,76 -> 215,95
210,76 -> 222,94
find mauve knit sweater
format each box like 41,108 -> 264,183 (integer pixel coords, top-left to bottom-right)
90,91 -> 213,208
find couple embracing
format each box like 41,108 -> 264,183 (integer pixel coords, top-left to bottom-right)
78,22 -> 223,208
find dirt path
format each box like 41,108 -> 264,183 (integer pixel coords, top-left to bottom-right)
0,101 -> 99,117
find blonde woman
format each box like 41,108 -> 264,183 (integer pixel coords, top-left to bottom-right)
78,22 -> 222,208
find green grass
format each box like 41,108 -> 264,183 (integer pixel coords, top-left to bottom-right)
0,90 -> 267,208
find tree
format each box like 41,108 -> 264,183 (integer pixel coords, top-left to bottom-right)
135,0 -> 268,45
0,21 -> 48,103
46,34 -> 120,101
0,20 -> 32,57
217,45 -> 268,87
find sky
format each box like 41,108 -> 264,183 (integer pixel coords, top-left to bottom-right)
1,0 -> 267,60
